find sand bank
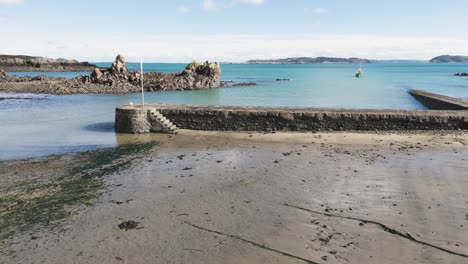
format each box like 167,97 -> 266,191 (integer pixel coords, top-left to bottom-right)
1,131 -> 468,263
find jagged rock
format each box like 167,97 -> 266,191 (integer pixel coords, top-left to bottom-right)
86,57 -> 221,91
89,54 -> 134,85
112,54 -> 129,75
144,61 -> 220,91
182,61 -> 220,79
0,69 -> 6,77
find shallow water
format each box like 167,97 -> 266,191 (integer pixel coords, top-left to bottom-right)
1,62 -> 468,160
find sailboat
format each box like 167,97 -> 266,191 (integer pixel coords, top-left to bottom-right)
355,62 -> 363,78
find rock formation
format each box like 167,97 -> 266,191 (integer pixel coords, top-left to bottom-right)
87,54 -> 139,85
79,55 -> 221,91
0,54 -> 222,94
143,61 -> 221,91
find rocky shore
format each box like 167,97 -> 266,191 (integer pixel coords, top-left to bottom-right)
0,55 -> 222,95
0,55 -> 96,72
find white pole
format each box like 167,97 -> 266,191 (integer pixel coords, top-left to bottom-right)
140,59 -> 145,106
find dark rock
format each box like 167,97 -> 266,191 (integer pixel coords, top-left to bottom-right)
88,54 -> 135,85
454,72 -> 468,76
31,75 -> 48,81
118,220 -> 140,231
220,81 -> 257,87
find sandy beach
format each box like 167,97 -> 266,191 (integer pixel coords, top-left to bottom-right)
1,131 -> 468,264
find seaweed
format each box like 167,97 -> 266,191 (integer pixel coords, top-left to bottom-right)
0,142 -> 158,243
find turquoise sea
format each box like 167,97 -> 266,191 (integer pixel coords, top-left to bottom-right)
1,62 -> 468,160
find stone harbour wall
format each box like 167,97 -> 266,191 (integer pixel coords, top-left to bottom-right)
115,107 -> 151,134
115,104 -> 468,134
409,90 -> 468,110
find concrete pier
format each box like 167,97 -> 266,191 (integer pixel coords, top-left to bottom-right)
409,90 -> 468,110
115,104 -> 468,134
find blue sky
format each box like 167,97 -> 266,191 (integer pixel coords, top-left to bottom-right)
1,0 -> 468,62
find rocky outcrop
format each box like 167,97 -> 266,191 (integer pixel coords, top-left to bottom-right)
429,55 -> 468,63
0,54 -> 222,94
79,55 -> 220,91
454,72 -> 468,77
0,55 -> 97,72
85,54 -> 140,85
143,61 -> 221,91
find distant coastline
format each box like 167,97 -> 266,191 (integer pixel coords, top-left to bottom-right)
246,57 -> 371,64
0,54 -> 96,72
243,55 -> 468,65
2,54 -> 468,70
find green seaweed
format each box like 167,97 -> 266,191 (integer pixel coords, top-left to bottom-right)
0,142 -> 158,244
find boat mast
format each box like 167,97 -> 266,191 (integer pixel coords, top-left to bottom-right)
140,59 -> 145,106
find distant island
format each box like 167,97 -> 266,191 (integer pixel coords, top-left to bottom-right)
0,54 -> 97,72
429,55 -> 468,63
246,57 -> 371,64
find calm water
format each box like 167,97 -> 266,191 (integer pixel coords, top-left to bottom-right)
1,62 -> 468,160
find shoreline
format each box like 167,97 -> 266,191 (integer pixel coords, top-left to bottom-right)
0,56 -> 222,95
1,130 -> 468,263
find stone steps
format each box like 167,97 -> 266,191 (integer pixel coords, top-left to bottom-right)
149,109 -> 178,134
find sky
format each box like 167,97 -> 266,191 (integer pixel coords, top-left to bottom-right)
1,0 -> 468,62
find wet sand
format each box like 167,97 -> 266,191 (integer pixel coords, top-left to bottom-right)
1,131 -> 468,264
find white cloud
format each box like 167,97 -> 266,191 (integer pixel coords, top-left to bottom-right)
0,16 -> 8,23
232,0 -> 264,5
203,0 -> 264,11
176,5 -> 191,14
0,0 -> 24,5
203,0 -> 217,10
305,7 -> 329,14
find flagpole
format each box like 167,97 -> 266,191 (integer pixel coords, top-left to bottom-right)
140,59 -> 145,106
